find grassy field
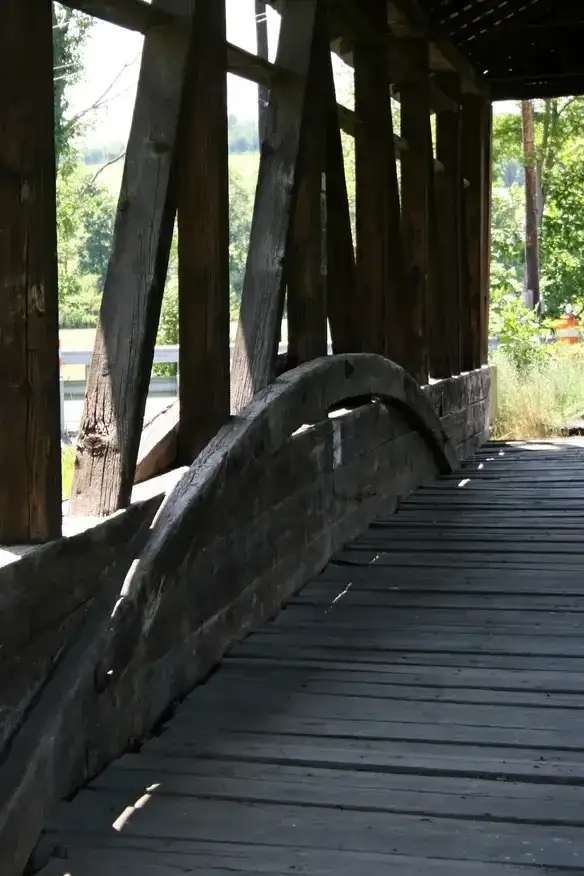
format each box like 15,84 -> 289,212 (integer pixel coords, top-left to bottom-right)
492,347 -> 584,439
62,446 -> 76,499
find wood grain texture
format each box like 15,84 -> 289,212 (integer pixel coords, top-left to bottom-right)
324,27 -> 358,355
400,40 -> 431,384
135,401 -> 179,483
230,0 -> 318,412
40,435 -> 584,876
461,94 -> 485,371
177,0 -> 230,463
434,80 -> 462,377
286,5 -> 327,368
0,0 -> 61,542
354,0 -> 403,359
70,0 -> 196,517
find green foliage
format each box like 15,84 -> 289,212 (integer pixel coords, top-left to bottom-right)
490,280 -> 549,372
56,159 -> 116,327
229,165 -> 254,302
491,98 -> 584,319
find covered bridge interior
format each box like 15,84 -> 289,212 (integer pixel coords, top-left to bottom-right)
0,0 -> 583,874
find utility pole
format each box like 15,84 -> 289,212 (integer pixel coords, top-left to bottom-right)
521,99 -> 540,312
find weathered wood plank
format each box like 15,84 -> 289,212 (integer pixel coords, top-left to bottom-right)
354,0 -> 403,359
323,29 -> 358,354
177,0 -> 230,462
230,0 -> 318,413
0,0 -> 61,542
70,0 -> 196,517
287,6 -> 327,367
434,81 -> 462,376
135,401 -> 179,483
400,40 -> 431,383
481,101 -> 493,365
255,0 -> 269,141
461,94 -> 485,371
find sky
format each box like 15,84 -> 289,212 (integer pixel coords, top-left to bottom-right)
68,2 -> 513,150
69,0 -> 282,148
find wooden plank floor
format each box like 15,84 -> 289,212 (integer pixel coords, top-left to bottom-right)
40,441 -> 584,874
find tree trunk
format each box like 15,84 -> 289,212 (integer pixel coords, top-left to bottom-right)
521,99 -> 540,312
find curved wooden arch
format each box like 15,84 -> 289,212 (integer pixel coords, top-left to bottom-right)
126,353 -> 456,598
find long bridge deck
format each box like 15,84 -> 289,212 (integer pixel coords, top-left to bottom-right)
39,440 -> 584,875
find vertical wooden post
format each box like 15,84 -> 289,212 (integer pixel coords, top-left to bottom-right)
461,94 -> 485,371
255,1 -> 269,143
435,80 -> 462,376
426,121 -> 446,379
481,101 -> 493,365
354,1 -> 403,358
400,41 -> 430,384
177,0 -> 230,463
324,47 -> 358,354
0,0 -> 61,543
287,12 -> 327,367
230,0 -> 318,413
70,1 -> 196,517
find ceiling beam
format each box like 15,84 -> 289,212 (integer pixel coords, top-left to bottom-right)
387,0 -> 488,97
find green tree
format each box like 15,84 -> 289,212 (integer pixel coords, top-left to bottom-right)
52,4 -> 92,162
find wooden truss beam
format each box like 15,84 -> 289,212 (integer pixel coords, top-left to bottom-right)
70,0 -> 196,516
230,0 -> 318,412
354,0 -> 403,359
0,0 -> 61,542
286,10 -> 328,368
177,0 -> 230,463
400,39 -> 431,384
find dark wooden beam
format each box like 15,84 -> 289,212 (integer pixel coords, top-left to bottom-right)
354,0 -> 403,359
287,9 -> 328,368
481,102 -> 493,366
461,94 -> 486,372
426,123 -> 445,380
230,0 -> 318,413
388,0 -> 488,97
324,30 -> 358,354
0,0 -> 61,543
434,75 -> 462,376
255,1 -> 270,142
177,0 -> 230,463
400,39 -> 431,384
70,0 -> 195,516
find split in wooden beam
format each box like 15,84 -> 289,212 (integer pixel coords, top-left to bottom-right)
230,0 -> 318,413
0,0 -> 61,543
354,0 -> 403,359
400,39 -> 431,384
178,0 -> 230,463
69,0 -> 195,517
